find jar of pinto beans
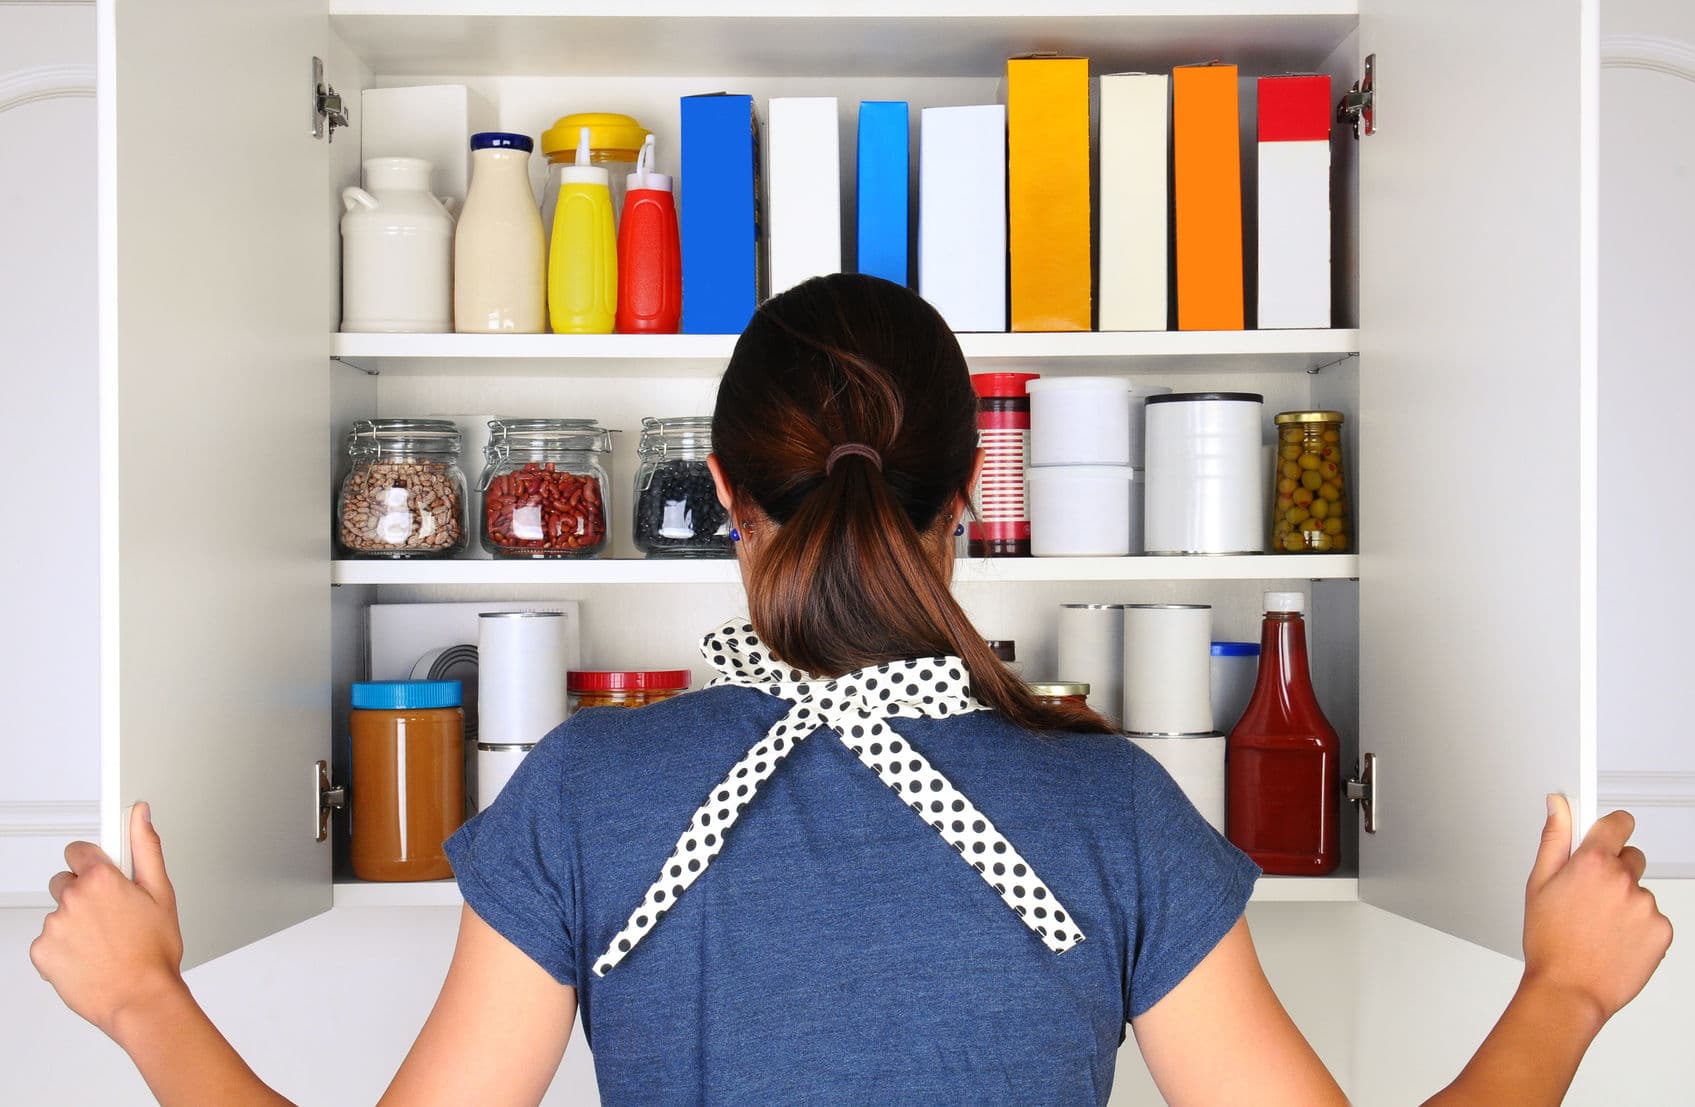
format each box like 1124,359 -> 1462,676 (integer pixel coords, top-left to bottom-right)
479,419 -> 612,558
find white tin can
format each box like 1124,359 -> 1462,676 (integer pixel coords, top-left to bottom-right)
1057,603 -> 1126,727
1027,377 -> 1133,467
1029,465 -> 1138,557
1128,733 -> 1226,832
477,611 -> 568,743
1123,603 -> 1214,735
1144,392 -> 1265,554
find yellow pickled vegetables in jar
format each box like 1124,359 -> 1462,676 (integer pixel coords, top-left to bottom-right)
1271,411 -> 1349,553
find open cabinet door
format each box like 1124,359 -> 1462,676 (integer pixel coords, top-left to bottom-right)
98,0 -> 332,966
1355,0 -> 1598,956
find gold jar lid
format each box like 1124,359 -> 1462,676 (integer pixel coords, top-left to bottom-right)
1275,410 -> 1345,425
1027,682 -> 1090,697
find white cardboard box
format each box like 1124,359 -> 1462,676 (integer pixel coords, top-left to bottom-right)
1098,74 -> 1169,331
919,105 -> 1007,332
359,85 -> 496,205
1257,140 -> 1332,329
766,97 -> 842,295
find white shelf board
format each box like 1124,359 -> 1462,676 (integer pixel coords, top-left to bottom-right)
329,3 -> 1359,78
330,554 -> 1357,586
331,330 -> 1359,377
332,874 -> 1359,908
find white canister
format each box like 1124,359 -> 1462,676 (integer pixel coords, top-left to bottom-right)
1056,604 -> 1125,727
340,157 -> 454,333
1210,641 -> 1261,735
1128,733 -> 1226,832
476,742 -> 534,813
1029,465 -> 1136,557
455,133 -> 547,334
1027,377 -> 1132,467
1127,384 -> 1173,468
477,611 -> 569,743
1123,603 -> 1214,734
1144,392 -> 1266,555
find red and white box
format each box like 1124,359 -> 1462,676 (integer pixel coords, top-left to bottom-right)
1256,75 -> 1332,329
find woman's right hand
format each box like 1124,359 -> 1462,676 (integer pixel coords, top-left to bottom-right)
1522,794 -> 1673,1027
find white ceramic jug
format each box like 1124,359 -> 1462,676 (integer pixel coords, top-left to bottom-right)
340,157 -> 454,333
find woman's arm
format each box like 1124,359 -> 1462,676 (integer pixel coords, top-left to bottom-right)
30,804 -> 577,1106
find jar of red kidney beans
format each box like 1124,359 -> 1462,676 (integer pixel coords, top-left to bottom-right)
479,419 -> 612,558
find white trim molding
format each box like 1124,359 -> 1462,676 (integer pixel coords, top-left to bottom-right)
0,62 -> 94,115
0,800 -> 99,839
1598,771 -> 1695,810
1601,33 -> 1695,82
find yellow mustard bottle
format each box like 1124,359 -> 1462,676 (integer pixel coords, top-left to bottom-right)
548,127 -> 618,334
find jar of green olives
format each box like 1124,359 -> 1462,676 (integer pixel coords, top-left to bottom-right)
1271,411 -> 1349,553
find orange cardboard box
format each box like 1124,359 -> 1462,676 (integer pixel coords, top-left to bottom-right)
1173,63 -> 1244,330
1007,56 -> 1092,332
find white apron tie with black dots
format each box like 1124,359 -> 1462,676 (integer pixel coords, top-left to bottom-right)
591,618 -> 1086,977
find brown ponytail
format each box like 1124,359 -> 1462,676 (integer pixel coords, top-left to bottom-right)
712,274 -> 1113,736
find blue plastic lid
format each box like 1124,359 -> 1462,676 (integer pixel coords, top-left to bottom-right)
351,680 -> 462,710
471,131 -> 534,153
1211,642 -> 1260,657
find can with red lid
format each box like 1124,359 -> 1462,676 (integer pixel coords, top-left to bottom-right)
969,372 -> 1039,557
568,669 -> 691,710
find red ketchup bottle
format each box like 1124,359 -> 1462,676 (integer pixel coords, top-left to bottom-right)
615,135 -> 681,334
1227,591 -> 1341,875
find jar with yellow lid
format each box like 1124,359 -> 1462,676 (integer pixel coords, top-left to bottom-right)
541,112 -> 650,238
1271,411 -> 1350,553
1027,681 -> 1090,709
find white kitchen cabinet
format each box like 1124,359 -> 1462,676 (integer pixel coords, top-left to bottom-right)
98,0 -> 1598,978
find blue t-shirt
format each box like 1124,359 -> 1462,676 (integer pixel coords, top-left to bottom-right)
445,685 -> 1259,1105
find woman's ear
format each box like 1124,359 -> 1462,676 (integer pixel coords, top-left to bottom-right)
707,454 -> 735,514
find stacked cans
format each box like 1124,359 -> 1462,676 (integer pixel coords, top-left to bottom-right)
1122,603 -> 1225,831
1025,378 -> 1170,556
476,611 -> 569,812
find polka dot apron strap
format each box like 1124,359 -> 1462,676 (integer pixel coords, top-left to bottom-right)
591,619 -> 1086,977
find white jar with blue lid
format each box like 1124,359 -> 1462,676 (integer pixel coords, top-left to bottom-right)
1210,641 -> 1262,735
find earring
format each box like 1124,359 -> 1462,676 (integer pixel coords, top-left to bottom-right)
954,523 -> 965,537
730,527 -> 742,543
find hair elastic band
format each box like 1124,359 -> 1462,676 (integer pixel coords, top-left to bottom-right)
825,443 -> 883,475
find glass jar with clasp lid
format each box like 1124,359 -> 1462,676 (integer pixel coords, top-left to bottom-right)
336,419 -> 469,558
479,418 -> 612,558
632,416 -> 733,558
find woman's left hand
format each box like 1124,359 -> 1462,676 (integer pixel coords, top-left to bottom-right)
30,802 -> 188,1039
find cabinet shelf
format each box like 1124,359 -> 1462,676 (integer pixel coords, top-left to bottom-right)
330,329 -> 1360,377
331,875 -> 1361,908
328,3 -> 1360,79
331,554 -> 1358,586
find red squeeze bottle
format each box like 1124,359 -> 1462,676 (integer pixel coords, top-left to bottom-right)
1226,591 -> 1341,875
616,135 -> 682,334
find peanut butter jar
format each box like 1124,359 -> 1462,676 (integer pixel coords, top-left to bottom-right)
350,680 -> 465,881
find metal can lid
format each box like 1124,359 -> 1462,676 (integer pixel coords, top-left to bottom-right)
1027,681 -> 1089,697
1274,410 -> 1346,425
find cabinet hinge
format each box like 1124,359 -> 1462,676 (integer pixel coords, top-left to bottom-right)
1336,53 -> 1376,138
311,56 -> 350,142
315,760 -> 346,842
1346,753 -> 1378,833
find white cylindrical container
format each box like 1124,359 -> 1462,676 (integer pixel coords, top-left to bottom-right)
340,157 -> 453,333
1057,604 -> 1125,727
454,133 -> 546,333
476,741 -> 534,813
1027,377 -> 1132,467
1122,603 -> 1213,734
1127,383 -> 1173,468
1128,734 -> 1226,832
1029,465 -> 1135,557
1144,392 -> 1266,555
477,611 -> 568,742
427,414 -> 501,559
1210,641 -> 1261,736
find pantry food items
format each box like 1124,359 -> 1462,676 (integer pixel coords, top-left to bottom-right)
339,157 -> 453,333
569,670 -> 691,710
969,372 -> 1038,557
1122,603 -> 1213,735
454,132 -> 546,333
541,112 -> 649,239
349,680 -> 464,881
1144,392 -> 1265,554
1028,465 -> 1139,556
548,127 -> 619,335
480,419 -> 612,558
337,419 -> 468,557
1056,603 -> 1125,727
1271,410 -> 1350,552
1027,682 -> 1090,709
633,416 -> 732,557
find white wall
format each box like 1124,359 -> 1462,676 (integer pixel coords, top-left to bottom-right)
0,1 -> 100,894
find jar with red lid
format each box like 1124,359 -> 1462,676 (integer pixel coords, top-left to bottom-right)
568,669 -> 691,710
969,372 -> 1039,557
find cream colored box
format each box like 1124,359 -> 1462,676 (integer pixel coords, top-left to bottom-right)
1098,74 -> 1169,331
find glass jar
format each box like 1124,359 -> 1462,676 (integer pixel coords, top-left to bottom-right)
1027,681 -> 1089,709
1271,411 -> 1350,553
633,416 -> 733,558
480,419 -> 612,558
349,680 -> 465,881
337,419 -> 469,558
540,112 -> 648,239
568,670 -> 691,710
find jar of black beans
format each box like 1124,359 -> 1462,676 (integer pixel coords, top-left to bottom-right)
633,416 -> 733,558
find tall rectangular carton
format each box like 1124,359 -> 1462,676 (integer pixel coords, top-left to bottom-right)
1257,75 -> 1332,329
918,104 -> 1006,333
767,97 -> 842,295
680,93 -> 763,334
1006,56 -> 1092,332
1173,63 -> 1244,330
1098,73 -> 1169,331
857,101 -> 910,286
